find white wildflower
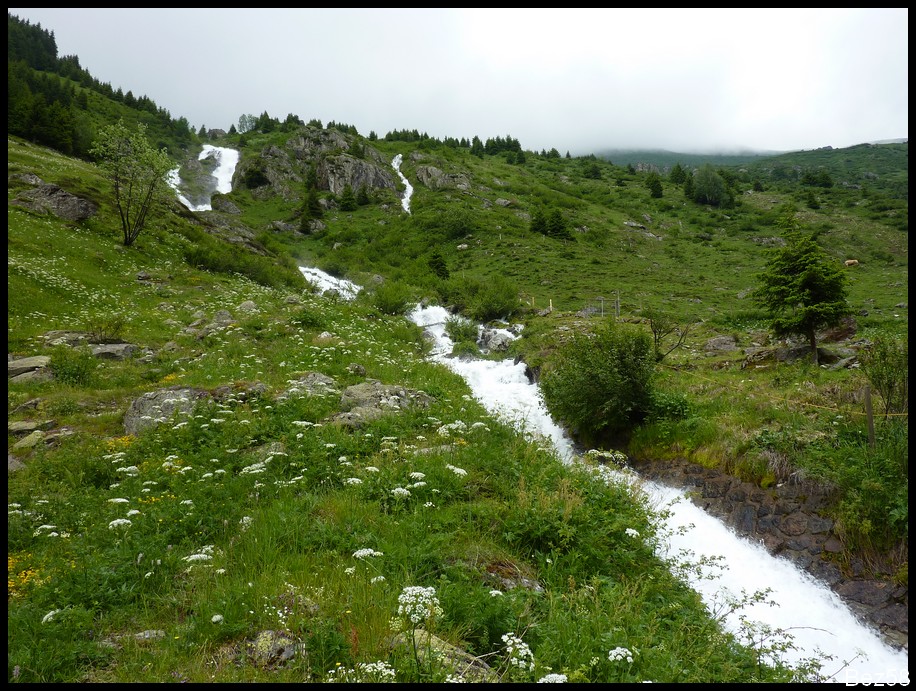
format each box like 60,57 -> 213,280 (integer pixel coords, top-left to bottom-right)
42,609 -> 61,624
353,548 -> 383,559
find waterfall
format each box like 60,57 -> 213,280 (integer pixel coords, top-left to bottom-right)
168,145 -> 240,211
392,153 -> 413,213
403,302 -> 909,684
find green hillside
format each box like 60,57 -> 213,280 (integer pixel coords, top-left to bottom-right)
7,10 -> 908,683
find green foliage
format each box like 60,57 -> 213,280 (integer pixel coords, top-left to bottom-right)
643,308 -> 691,362
288,306 -> 328,330
769,420 -> 909,548
645,172 -> 663,199
84,313 -> 126,343
181,228 -> 302,288
5,89 -> 909,683
438,275 -> 520,322
49,345 -> 97,386
540,322 -> 655,442
339,183 -> 357,211
690,164 -> 732,207
89,119 -> 174,246
582,162 -> 602,180
242,163 -> 269,189
648,390 -> 693,421
427,251 -> 450,280
859,336 -> 908,418
751,213 -> 850,364
370,279 -> 415,315
669,162 -> 688,184
444,314 -> 479,345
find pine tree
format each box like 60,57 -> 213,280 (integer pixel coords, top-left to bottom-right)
646,172 -> 663,199
339,184 -> 357,211
752,212 -> 850,365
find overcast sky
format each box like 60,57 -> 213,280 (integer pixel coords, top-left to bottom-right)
9,8 -> 909,155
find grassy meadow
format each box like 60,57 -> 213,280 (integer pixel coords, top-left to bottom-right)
7,132 -> 906,683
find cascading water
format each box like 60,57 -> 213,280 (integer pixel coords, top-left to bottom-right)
392,153 -> 413,213
167,145 -> 240,211
403,303 -> 908,684
173,148 -> 905,683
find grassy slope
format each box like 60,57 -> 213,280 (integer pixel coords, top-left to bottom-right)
235,133 -> 908,560
8,137 -> 822,682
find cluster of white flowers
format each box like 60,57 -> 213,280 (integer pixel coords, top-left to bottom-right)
325,660 -> 396,683
240,460 -> 268,475
397,585 -> 442,626
502,633 -> 535,672
625,528 -> 641,538
352,548 -> 383,559
608,647 -> 635,664
437,420 -> 467,437
446,464 -> 467,477
538,673 -> 568,683
239,516 -> 253,530
345,477 -> 363,485
391,487 -> 411,498
211,614 -> 224,624
108,518 -> 132,530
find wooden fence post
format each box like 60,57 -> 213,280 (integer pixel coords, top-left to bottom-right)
865,385 -> 875,449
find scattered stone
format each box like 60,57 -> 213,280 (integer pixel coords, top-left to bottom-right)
8,420 -> 54,434
91,343 -> 138,360
389,629 -> 496,683
247,630 -> 300,667
8,355 -> 51,378
12,430 -> 45,450
123,387 -> 209,435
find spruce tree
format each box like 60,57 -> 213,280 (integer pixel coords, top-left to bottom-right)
752,212 -> 850,365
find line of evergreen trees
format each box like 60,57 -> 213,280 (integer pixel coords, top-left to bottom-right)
8,12 -> 194,157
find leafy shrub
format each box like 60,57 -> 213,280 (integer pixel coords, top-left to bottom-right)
800,420 -> 908,548
49,346 -> 97,386
371,280 -> 414,315
469,276 -> 520,322
445,315 -> 478,344
289,306 -> 327,329
648,390 -> 692,421
859,336 -> 908,418
451,340 -> 480,359
540,322 -> 655,442
84,313 -> 126,343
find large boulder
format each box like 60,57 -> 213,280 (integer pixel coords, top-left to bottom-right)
330,380 -> 433,428
123,387 -> 209,435
11,176 -> 98,221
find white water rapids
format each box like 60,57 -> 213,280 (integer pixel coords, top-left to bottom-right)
315,274 -> 909,684
167,144 -> 240,211
392,153 -> 413,214
171,149 -> 907,683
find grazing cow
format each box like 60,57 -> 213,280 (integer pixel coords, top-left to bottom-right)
844,259 -> 859,267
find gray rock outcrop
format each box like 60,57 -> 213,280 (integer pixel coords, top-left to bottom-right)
11,175 -> 98,221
